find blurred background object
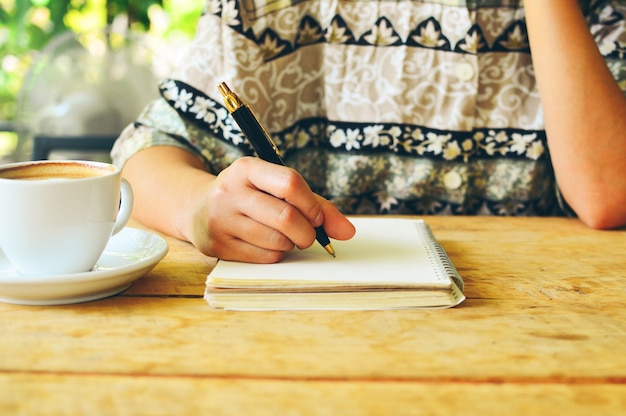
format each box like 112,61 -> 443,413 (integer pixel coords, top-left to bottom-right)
15,28 -> 157,161
0,0 -> 204,163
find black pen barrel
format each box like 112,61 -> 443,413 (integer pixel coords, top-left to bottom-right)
220,82 -> 335,257
232,106 -> 284,165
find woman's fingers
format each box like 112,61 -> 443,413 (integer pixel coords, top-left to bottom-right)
203,157 -> 355,262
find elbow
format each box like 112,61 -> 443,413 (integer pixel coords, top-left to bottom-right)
579,215 -> 621,230
559,181 -> 626,230
573,204 -> 626,230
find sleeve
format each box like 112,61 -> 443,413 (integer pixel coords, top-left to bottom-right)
110,97 -> 201,168
111,94 -> 248,175
589,0 -> 626,93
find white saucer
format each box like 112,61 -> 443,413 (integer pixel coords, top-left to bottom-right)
0,228 -> 168,305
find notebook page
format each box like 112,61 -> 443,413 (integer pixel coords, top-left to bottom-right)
209,218 -> 451,287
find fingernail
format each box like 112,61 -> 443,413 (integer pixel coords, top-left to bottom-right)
314,211 -> 324,227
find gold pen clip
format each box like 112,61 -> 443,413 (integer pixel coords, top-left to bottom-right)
217,82 -> 282,158
217,82 -> 243,113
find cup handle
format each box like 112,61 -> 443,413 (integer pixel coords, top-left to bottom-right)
112,178 -> 134,236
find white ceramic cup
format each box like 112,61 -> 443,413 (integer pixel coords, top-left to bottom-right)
0,160 -> 133,276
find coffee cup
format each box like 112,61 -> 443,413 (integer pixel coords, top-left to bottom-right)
0,160 -> 133,276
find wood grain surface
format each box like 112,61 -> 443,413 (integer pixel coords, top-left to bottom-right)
1,216 -> 625,415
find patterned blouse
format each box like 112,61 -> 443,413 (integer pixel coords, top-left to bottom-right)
112,0 -> 626,216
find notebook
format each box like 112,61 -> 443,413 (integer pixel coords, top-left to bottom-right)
204,217 -> 465,310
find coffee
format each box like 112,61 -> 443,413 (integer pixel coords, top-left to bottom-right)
0,161 -> 111,180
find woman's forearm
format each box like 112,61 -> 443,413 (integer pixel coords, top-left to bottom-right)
122,146 -> 215,242
525,0 -> 626,228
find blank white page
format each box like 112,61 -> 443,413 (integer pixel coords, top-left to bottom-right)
208,217 -> 452,288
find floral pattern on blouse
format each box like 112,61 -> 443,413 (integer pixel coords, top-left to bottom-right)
112,0 -> 626,217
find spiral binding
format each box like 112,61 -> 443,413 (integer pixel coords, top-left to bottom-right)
415,221 -> 464,292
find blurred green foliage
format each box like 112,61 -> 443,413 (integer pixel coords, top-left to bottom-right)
0,0 -> 203,160
0,0 -> 204,122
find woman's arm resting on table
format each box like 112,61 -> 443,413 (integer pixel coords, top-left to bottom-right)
122,146 -> 355,263
525,0 -> 626,229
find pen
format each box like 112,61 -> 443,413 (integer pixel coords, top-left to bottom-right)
217,82 -> 336,257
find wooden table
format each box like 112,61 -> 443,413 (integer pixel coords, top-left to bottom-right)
1,216 -> 625,415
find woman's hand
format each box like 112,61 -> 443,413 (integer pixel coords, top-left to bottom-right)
123,147 -> 355,263
188,157 -> 356,263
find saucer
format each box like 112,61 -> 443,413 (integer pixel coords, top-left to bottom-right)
0,228 -> 168,305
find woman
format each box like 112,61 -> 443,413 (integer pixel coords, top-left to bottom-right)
113,0 -> 626,263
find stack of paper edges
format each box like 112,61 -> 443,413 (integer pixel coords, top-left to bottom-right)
204,217 -> 465,310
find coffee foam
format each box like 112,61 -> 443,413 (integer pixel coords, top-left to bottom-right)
0,161 -> 113,180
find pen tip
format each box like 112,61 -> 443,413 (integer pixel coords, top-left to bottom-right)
324,244 -> 336,258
